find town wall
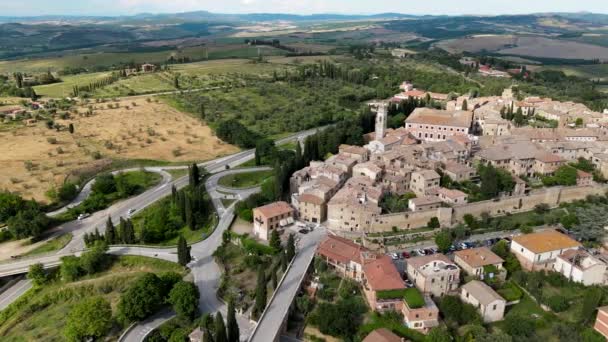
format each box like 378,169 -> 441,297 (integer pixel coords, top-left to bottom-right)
364,185 -> 608,233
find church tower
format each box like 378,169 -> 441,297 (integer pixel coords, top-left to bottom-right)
375,102 -> 388,140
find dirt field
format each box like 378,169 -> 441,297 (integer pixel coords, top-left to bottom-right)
0,99 -> 238,203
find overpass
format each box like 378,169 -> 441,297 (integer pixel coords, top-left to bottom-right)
0,246 -> 177,277
248,228 -> 327,342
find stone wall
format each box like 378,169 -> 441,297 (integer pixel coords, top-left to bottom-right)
363,185 -> 608,233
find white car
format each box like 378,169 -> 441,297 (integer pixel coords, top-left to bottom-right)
415,248 -> 426,256
127,208 -> 136,217
390,253 -> 399,260
77,213 -> 90,220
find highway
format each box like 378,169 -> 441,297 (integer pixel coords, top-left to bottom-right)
0,278 -> 32,311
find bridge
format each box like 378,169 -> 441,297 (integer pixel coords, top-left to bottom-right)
248,228 -> 326,342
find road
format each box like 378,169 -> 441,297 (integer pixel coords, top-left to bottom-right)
120,309 -> 175,342
0,278 -> 32,311
0,127 -> 322,336
249,227 -> 326,342
121,167 -> 266,341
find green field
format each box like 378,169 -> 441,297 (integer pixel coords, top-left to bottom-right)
218,170 -> 274,189
0,45 -> 287,74
0,255 -> 185,341
92,72 -> 177,97
34,72 -> 112,97
541,64 -> 608,81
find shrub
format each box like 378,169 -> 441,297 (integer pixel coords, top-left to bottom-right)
546,295 -> 570,312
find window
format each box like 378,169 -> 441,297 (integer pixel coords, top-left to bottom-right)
493,304 -> 497,310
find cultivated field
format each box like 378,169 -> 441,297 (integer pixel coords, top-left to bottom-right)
438,35 -> 608,60
540,64 -> 608,81
0,99 -> 238,202
34,71 -> 112,98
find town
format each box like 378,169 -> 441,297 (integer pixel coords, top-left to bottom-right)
2,4 -> 608,342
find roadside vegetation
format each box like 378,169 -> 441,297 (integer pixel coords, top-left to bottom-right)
0,244 -> 187,342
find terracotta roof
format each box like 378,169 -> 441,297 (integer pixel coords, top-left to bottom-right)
577,170 -> 593,179
406,108 -> 473,128
407,253 -> 454,270
409,196 -> 442,206
435,187 -> 467,200
536,152 -> 564,163
299,193 -> 325,205
317,235 -> 368,265
253,201 -> 293,218
403,89 -> 426,97
462,280 -> 504,305
454,247 -> 503,268
512,230 -> 581,254
362,328 -> 403,342
363,255 -> 405,291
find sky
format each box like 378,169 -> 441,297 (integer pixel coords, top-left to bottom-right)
1,0 -> 608,17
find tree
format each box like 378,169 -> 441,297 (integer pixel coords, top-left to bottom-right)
64,297 -> 112,342
60,255 -> 83,281
214,312 -> 228,342
227,300 -> 240,342
426,327 -> 452,342
581,287 -> 603,325
479,164 -> 498,199
491,240 -> 510,259
28,263 -> 47,286
269,229 -> 281,251
438,296 -> 481,326
177,235 -> 191,266
118,273 -> 164,322
105,216 -> 116,244
428,217 -> 440,229
174,75 -> 180,89
461,99 -> 468,111
553,165 -> 578,186
92,173 -> 116,195
68,123 -> 74,134
189,163 -> 201,187
168,281 -> 200,319
504,313 -> 535,338
286,233 -> 296,261
253,266 -> 267,319
120,218 -> 136,244
434,230 -> 453,253
80,241 -> 108,274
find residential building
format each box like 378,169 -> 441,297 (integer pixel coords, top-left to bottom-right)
442,162 -> 477,182
511,230 -> 582,271
362,328 -> 402,342
554,249 -> 608,286
577,170 -> 593,186
297,194 -> 326,223
339,144 -> 370,162
406,254 -> 460,297
454,247 -> 505,280
410,170 -> 440,197
460,280 -> 506,323
362,255 -> 406,313
401,288 -> 440,333
432,187 -> 468,206
327,177 -> 384,232
408,196 -> 442,212
252,201 -> 294,241
404,108 -> 473,142
594,306 -> 608,339
316,235 -> 370,281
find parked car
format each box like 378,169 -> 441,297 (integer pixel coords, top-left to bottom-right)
424,248 -> 434,255
298,229 -> 309,234
430,247 -> 438,254
127,208 -> 136,217
405,279 -> 414,288
390,253 -> 399,260
415,249 -> 426,256
402,251 -> 411,259
77,213 -> 90,220
459,242 -> 469,250
448,245 -> 457,253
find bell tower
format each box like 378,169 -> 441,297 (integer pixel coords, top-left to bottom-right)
375,102 -> 388,140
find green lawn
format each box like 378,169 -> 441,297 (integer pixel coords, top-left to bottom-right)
22,233 -> 73,257
0,255 -> 185,341
218,170 -> 274,189
92,72 -> 176,98
34,72 -> 112,98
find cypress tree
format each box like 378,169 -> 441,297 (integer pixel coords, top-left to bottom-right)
271,269 -> 278,290
123,219 -> 135,244
286,233 -> 296,261
68,123 -> 74,134
253,266 -> 267,319
185,195 -> 196,230
226,300 -> 239,342
214,312 -> 228,342
105,216 -> 116,244
177,235 -> 191,266
269,229 -> 281,251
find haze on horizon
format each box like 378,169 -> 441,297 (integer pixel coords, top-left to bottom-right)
2,0 -> 608,17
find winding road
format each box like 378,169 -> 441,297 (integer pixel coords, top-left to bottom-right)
0,127 -> 322,341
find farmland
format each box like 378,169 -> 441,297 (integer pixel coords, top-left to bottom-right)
438,35 -> 608,61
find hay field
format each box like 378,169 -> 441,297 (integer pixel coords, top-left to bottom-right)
0,100 -> 238,202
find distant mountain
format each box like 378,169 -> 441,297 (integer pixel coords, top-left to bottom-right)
0,11 -> 422,24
